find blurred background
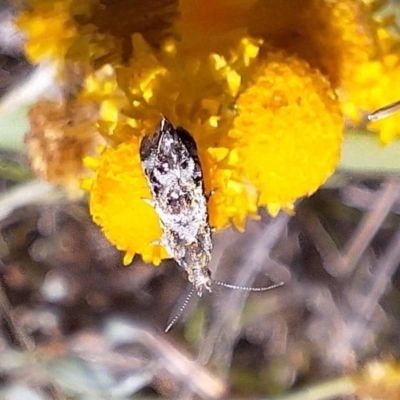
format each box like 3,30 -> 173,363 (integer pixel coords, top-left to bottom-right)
2,1 -> 400,399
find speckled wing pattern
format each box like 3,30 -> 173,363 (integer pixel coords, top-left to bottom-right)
139,117 -> 213,296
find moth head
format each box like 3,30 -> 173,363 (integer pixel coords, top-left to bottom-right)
139,117 -> 173,160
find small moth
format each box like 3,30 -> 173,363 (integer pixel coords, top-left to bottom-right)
140,117 -> 283,331
139,117 -> 213,296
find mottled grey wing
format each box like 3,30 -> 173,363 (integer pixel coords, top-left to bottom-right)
175,126 -> 204,187
139,134 -> 156,164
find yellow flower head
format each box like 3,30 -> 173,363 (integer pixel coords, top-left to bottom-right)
17,0 -> 178,68
341,54 -> 400,144
84,139 -> 167,265
83,36 -> 265,264
20,0 -> 350,265
201,0 -> 400,143
84,35 -> 343,264
230,51 -> 343,216
331,0 -> 400,143
17,0 -> 77,63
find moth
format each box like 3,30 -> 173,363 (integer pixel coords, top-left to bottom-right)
140,117 -> 283,331
139,117 -> 213,296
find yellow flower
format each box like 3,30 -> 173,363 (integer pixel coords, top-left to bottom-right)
246,1 -> 359,101
17,0 -> 178,68
339,1 -> 400,144
84,139 -> 168,265
84,35 -> 343,263
17,0 -> 77,63
321,0 -> 400,144
230,51 -> 343,216
341,54 -> 400,144
20,0 -> 349,265
198,0 -> 400,143
84,36 -> 265,252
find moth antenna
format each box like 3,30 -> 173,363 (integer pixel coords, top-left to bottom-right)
213,280 -> 284,292
367,99 -> 400,122
165,286 -> 195,333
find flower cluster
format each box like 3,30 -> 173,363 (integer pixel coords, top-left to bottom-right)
18,0 -> 400,264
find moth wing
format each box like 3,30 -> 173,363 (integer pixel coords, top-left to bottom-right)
175,126 -> 201,167
139,135 -> 156,163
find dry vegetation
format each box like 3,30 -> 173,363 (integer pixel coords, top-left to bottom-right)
1,176 -> 400,399
1,2 -> 400,398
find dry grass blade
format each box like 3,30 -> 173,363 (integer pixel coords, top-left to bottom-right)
197,213 -> 290,371
334,177 -> 400,277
